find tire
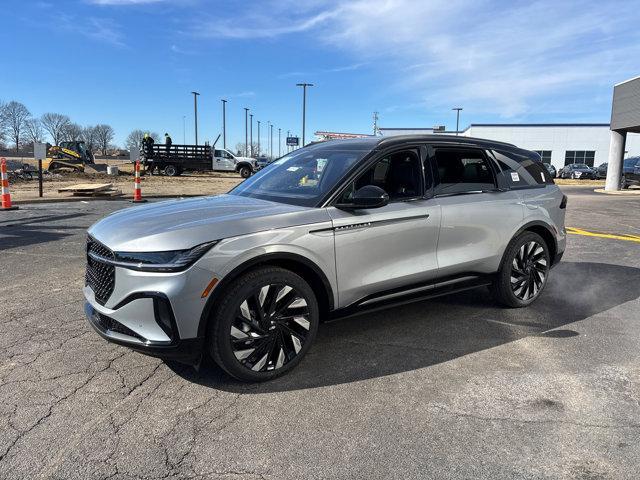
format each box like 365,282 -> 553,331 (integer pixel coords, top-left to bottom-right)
208,267 -> 319,382
239,166 -> 252,178
163,164 -> 178,176
491,232 -> 551,308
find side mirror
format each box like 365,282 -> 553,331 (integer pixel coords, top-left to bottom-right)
338,185 -> 389,209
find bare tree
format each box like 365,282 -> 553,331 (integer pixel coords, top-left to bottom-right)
3,101 -> 30,153
41,113 -> 71,145
62,123 -> 83,142
0,100 -> 7,145
94,124 -> 115,155
24,118 -> 47,144
235,142 -> 260,157
82,125 -> 98,152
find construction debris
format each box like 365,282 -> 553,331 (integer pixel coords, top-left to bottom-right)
57,183 -> 123,197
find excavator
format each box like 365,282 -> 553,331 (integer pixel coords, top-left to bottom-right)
43,141 -> 96,172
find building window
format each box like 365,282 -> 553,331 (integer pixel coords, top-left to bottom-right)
534,150 -> 552,164
565,151 -> 595,167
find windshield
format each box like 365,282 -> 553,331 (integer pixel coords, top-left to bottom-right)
575,164 -> 590,169
230,143 -> 369,206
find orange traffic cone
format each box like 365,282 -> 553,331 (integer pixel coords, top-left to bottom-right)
1,158 -> 19,211
131,160 -> 147,203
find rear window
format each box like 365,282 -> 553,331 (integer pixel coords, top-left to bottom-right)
491,150 -> 554,187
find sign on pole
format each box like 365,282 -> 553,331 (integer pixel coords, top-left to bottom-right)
34,142 -> 47,160
286,136 -> 299,147
129,145 -> 140,162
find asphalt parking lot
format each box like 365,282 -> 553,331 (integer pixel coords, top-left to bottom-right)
1,185 -> 639,480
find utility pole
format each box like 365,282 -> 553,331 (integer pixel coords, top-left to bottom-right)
257,120 -> 261,156
244,108 -> 249,157
452,107 -> 463,135
296,83 -> 313,146
269,122 -> 273,159
221,99 -> 227,149
191,91 -> 200,145
278,128 -> 281,157
373,111 -> 379,135
249,114 -> 253,157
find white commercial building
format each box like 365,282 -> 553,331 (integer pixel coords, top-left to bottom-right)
379,124 -> 640,171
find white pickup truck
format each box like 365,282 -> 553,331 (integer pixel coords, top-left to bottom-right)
213,149 -> 257,178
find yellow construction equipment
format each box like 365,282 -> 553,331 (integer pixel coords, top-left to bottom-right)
43,141 -> 95,172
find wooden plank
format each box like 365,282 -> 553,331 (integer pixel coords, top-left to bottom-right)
58,183 -> 113,193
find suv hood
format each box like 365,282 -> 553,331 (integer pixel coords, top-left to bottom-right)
88,194 -> 330,252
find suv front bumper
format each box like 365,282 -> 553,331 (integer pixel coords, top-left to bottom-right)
84,300 -> 204,365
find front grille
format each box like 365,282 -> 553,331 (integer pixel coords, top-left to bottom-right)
85,236 -> 115,305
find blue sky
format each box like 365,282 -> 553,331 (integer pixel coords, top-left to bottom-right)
2,0 -> 639,149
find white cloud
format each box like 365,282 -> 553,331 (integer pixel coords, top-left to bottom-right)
192,0 -> 640,118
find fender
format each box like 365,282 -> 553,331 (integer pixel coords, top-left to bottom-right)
509,219 -> 560,264
196,251 -> 335,338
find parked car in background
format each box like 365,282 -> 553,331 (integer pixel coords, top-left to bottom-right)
255,156 -> 272,170
543,163 -> 557,178
558,163 -> 596,179
622,156 -> 640,188
595,163 -> 608,179
84,135 -> 566,382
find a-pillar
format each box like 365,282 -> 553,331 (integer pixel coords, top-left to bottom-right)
605,129 -> 627,191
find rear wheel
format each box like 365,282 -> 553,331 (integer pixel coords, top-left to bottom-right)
209,267 -> 319,382
163,164 -> 178,176
492,232 -> 550,308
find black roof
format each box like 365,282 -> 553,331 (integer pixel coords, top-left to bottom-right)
317,134 -> 528,153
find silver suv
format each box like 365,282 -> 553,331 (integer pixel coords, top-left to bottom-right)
84,136 -> 566,381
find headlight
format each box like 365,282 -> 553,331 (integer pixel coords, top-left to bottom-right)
92,241 -> 218,272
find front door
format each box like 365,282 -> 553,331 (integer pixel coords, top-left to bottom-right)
213,150 -> 234,171
327,148 -> 441,308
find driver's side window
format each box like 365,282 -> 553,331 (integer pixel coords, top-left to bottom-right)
339,149 -> 423,203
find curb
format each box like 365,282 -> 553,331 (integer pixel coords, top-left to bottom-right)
594,188 -> 640,196
12,194 -> 203,205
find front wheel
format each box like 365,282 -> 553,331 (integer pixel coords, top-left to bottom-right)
238,166 -> 252,178
491,232 -> 550,308
208,267 -> 319,382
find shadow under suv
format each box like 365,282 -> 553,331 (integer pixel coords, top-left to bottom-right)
84,135 -> 567,381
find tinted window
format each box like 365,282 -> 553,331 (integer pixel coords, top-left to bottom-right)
623,157 -> 640,168
492,150 -> 553,186
231,143 -> 369,206
340,149 -> 423,203
433,149 -> 495,195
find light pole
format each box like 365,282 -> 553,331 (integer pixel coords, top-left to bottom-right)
296,83 -> 313,146
221,99 -> 227,149
191,91 -> 200,145
249,114 -> 253,157
182,115 -> 186,144
287,130 -> 290,153
257,120 -> 261,156
278,128 -> 281,157
244,108 -> 249,157
269,122 -> 273,159
452,107 -> 463,136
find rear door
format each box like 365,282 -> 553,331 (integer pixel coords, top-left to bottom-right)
327,146 -> 441,308
429,146 -> 524,278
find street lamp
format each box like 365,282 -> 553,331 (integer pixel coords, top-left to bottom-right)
182,115 -> 186,144
452,107 -> 463,136
296,83 -> 314,146
278,128 -> 281,157
221,99 -> 227,149
244,108 -> 249,157
257,120 -> 261,156
191,91 -> 200,145
249,114 -> 253,157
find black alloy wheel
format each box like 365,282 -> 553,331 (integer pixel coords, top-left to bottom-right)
209,267 -> 319,381
510,240 -> 548,301
492,232 -> 550,307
